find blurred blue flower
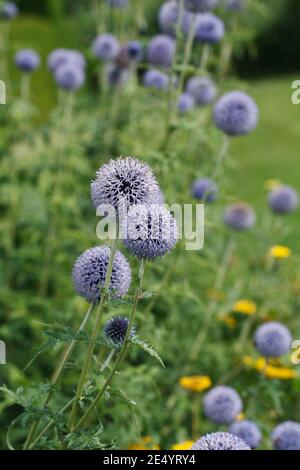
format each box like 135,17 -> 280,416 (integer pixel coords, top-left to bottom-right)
15,49 -> 40,72
195,13 -> 225,44
225,0 -> 245,11
229,420 -> 262,449
0,1 -> 18,20
178,93 -> 195,113
147,34 -> 176,68
55,63 -> 85,91
224,203 -> 256,231
192,178 -> 218,202
93,33 -> 120,61
254,322 -> 292,358
186,76 -> 217,105
48,49 -> 86,73
272,422 -> 300,450
184,0 -> 219,13
203,385 -> 242,425
268,185 -> 299,215
191,432 -> 250,450
143,69 -> 169,90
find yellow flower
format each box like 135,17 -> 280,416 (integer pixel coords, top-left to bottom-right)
235,413 -> 246,422
269,245 -> 292,259
128,436 -> 160,450
179,375 -> 212,393
219,312 -> 237,328
233,300 -> 257,316
264,365 -> 297,380
264,179 -> 282,191
171,440 -> 194,450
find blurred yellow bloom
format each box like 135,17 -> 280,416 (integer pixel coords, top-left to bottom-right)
269,245 -> 292,259
219,312 -> 237,328
264,179 -> 282,191
233,300 -> 257,316
128,436 -> 160,450
243,356 -> 296,380
236,413 -> 246,422
207,288 -> 225,302
179,375 -> 212,392
171,440 -> 194,450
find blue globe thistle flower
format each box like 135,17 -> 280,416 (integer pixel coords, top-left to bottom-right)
143,69 -> 169,90
254,321 -> 292,358
229,420 -> 262,449
147,34 -> 176,68
106,63 -> 130,87
91,157 -> 160,210
126,41 -> 143,62
123,204 -> 178,260
272,422 -> 300,451
191,432 -> 250,450
213,91 -> 259,136
156,189 -> 165,205
225,0 -> 245,11
184,0 -> 219,13
54,63 -> 85,91
15,49 -> 40,72
48,49 -> 86,73
72,246 -> 132,303
203,386 -> 242,425
93,33 -> 120,61
107,0 -> 128,7
178,93 -> 195,113
104,316 -> 135,349
1,1 -> 18,19
186,76 -> 217,105
194,13 -> 225,44
192,178 -> 218,202
224,203 -> 256,231
158,1 -> 189,36
268,185 -> 299,215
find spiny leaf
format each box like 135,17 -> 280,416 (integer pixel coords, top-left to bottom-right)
130,337 -> 165,368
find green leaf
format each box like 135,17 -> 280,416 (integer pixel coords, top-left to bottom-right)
130,337 -> 165,368
24,337 -> 59,371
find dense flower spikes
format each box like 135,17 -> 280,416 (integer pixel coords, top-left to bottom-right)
229,420 -> 262,449
254,321 -> 292,358
1,1 -> 18,19
192,178 -> 218,202
123,205 -> 178,260
184,0 -> 219,12
203,386 -> 242,424
272,422 -> 300,450
268,185 -> 299,215
55,63 -> 85,91
195,14 -> 225,44
143,69 -> 169,90
104,316 -> 135,348
48,49 -> 86,73
213,91 -> 259,136
147,35 -> 176,68
93,33 -> 120,61
186,76 -> 217,106
91,157 -> 160,210
15,49 -> 40,72
224,203 -> 256,231
191,432 -> 250,450
72,246 -> 131,303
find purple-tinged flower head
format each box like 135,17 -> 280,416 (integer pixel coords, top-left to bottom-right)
104,316 -> 135,349
186,76 -> 217,105
143,69 -> 169,90
178,93 -> 195,113
224,203 -> 256,231
268,185 -> 299,215
147,34 -> 176,68
126,41 -> 143,62
213,91 -> 259,136
272,422 -> 300,450
72,246 -> 131,304
48,49 -> 86,73
123,204 -> 178,260
1,1 -> 18,19
107,0 -> 128,7
93,33 -> 120,61
225,0 -> 245,11
158,1 -> 189,36
156,189 -> 165,205
55,63 -> 85,91
15,49 -> 40,72
195,13 -> 225,44
106,63 -> 130,87
254,321 -> 292,358
91,157 -> 160,210
203,386 -> 242,425
191,432 -> 250,450
192,178 -> 218,202
184,0 -> 219,13
229,420 -> 262,449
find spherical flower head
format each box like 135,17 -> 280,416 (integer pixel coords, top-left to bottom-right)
143,69 -> 169,90
91,157 -> 160,210
55,63 -> 85,91
186,76 -> 217,106
104,316 -> 135,349
229,420 -> 262,449
1,1 -> 18,19
191,432 -> 250,450
272,421 -> 300,450
48,49 -> 86,73
126,41 -> 143,62
192,178 -> 218,202
254,321 -> 292,358
225,0 -> 245,11
195,13 -> 225,44
123,204 -> 178,260
158,1 -> 188,36
106,63 -> 130,87
224,203 -> 256,231
268,185 -> 299,215
15,49 -> 40,72
203,385 -> 242,425
107,0 -> 128,7
93,33 -> 120,61
213,91 -> 259,136
147,34 -> 176,68
184,0 -> 219,13
178,93 -> 195,113
72,246 -> 132,303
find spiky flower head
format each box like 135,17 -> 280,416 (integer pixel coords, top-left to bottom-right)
1,1 -> 18,19
104,316 -> 135,348
184,0 -> 219,12
15,49 -> 40,72
268,185 -> 299,215
229,420 -> 262,449
92,33 -> 120,61
192,178 -> 218,202
271,421 -> 300,450
147,34 -> 176,68
203,385 -> 242,424
178,93 -> 195,113
91,157 -> 160,210
254,321 -> 292,358
48,49 -> 86,73
186,76 -> 217,106
213,91 -> 259,136
191,432 -> 250,450
72,246 -> 132,303
143,69 -> 169,90
224,203 -> 256,231
123,204 -> 178,260
55,63 -> 85,91
225,0 -> 245,11
195,13 -> 225,44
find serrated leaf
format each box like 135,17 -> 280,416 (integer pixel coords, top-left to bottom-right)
24,337 -> 59,371
130,337 -> 164,368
